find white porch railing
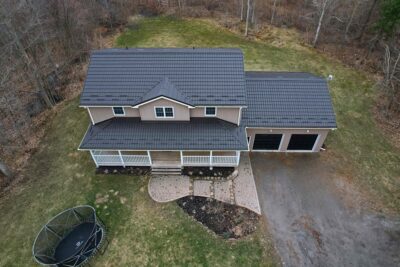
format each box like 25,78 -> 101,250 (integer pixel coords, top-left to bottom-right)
90,150 -> 240,167
211,156 -> 238,165
91,154 -> 122,166
182,152 -> 240,167
122,155 -> 151,166
90,150 -> 151,167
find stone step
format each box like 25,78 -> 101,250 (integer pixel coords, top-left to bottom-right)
151,171 -> 182,175
189,177 -> 194,196
209,181 -> 215,199
229,180 -> 235,205
152,167 -> 182,171
151,165 -> 182,176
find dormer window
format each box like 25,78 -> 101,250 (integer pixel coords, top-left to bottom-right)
155,107 -> 174,118
113,107 -> 125,116
205,107 -> 217,116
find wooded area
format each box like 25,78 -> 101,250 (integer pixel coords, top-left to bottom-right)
0,0 -> 399,184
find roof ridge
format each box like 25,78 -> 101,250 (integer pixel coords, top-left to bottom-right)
84,119 -> 114,145
80,48 -> 247,107
92,48 -> 243,53
245,78 -> 325,81
139,76 -> 193,106
245,71 -> 324,81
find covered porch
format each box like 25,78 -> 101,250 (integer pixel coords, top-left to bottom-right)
89,150 -> 241,168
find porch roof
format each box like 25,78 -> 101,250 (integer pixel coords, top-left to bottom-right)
79,118 -> 248,151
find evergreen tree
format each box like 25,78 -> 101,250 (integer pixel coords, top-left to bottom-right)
376,0 -> 400,36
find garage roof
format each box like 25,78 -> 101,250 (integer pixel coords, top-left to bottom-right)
80,48 -> 247,107
79,118 -> 248,151
243,72 -> 337,128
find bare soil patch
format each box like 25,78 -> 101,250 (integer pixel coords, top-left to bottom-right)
177,196 -> 260,239
182,167 -> 234,179
96,166 -> 150,176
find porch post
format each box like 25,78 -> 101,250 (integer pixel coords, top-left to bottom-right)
210,151 -> 213,166
180,151 -> 183,165
236,151 -> 241,166
147,151 -> 152,166
90,150 -> 99,168
118,150 -> 125,167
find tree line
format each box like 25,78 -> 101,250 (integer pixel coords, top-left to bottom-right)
0,0 -> 153,183
0,0 -> 398,181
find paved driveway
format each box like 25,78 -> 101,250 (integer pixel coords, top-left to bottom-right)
251,153 -> 400,267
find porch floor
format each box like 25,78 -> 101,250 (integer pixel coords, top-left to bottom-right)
148,153 -> 261,214
151,151 -> 181,167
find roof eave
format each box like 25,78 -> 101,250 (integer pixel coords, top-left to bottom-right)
132,96 -> 195,108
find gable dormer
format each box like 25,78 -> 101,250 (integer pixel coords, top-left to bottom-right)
133,77 -> 194,121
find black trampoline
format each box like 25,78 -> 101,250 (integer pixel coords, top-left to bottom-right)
33,205 -> 107,267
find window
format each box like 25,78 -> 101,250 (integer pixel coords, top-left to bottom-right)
165,107 -> 174,117
154,107 -> 174,118
113,107 -> 125,116
155,107 -> 164,117
205,107 -> 216,116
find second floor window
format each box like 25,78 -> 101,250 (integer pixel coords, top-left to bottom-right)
155,107 -> 174,118
205,107 -> 216,116
113,107 -> 125,116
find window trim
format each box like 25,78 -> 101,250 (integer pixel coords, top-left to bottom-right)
204,106 -> 217,117
112,107 -> 125,116
154,106 -> 175,118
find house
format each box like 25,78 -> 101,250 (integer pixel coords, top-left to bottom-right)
78,48 -> 336,172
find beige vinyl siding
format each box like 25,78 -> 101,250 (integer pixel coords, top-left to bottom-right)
139,99 -> 190,121
246,128 -> 330,152
88,107 -> 140,124
190,107 -> 240,124
88,103 -> 241,124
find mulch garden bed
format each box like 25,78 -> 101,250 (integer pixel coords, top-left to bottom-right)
182,167 -> 234,178
177,196 -> 260,239
96,166 -> 151,175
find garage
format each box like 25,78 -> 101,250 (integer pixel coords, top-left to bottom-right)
287,134 -> 318,151
253,134 -> 283,150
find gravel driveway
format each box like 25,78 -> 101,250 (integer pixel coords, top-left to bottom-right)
251,153 -> 400,267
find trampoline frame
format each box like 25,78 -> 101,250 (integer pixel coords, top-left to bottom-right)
32,205 -> 108,267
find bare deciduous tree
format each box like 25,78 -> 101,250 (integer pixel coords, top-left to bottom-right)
271,0 -> 278,25
380,43 -> 400,116
312,0 -> 334,47
240,0 -> 245,21
245,0 -> 251,36
358,0 -> 378,41
344,0 -> 360,41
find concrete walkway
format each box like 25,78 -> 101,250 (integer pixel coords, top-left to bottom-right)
148,153 -> 261,214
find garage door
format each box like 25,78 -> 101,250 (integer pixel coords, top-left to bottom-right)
287,134 -> 318,151
253,134 -> 283,150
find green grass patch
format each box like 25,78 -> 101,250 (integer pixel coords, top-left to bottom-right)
117,16 -> 400,211
1,15 -> 399,266
0,98 -> 276,266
